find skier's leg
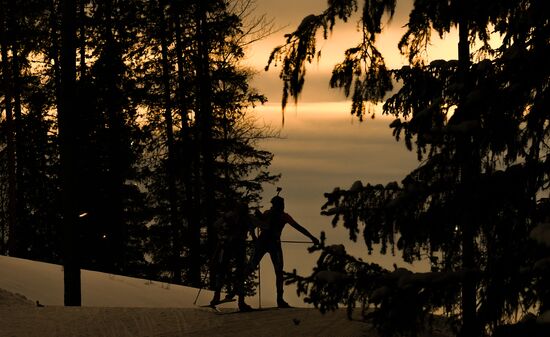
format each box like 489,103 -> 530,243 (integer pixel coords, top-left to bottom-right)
270,243 -> 290,307
225,241 -> 246,303
234,243 -> 253,311
210,244 -> 227,306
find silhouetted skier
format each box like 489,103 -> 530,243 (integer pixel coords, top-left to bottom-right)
209,202 -> 256,312
249,192 -> 319,308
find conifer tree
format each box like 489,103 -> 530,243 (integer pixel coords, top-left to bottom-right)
0,0 -> 277,297
269,1 -> 550,336
133,0 -> 278,286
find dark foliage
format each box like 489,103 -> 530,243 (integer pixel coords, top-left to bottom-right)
0,0 -> 277,299
272,0 -> 550,336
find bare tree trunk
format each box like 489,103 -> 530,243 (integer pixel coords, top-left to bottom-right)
195,0 -> 215,286
158,0 -> 182,284
49,1 -> 62,257
59,0 -> 81,306
102,0 -> 125,272
7,0 -> 25,258
0,0 -> 17,257
174,9 -> 201,287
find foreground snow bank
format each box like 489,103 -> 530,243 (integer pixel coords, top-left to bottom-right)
0,255 -> 216,307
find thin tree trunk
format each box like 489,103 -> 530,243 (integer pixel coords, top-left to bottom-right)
158,0 -> 182,284
103,0 -> 125,272
7,0 -> 25,258
49,0 -> 62,259
174,9 -> 201,287
0,0 -> 17,257
195,0 -> 215,285
59,0 -> 81,306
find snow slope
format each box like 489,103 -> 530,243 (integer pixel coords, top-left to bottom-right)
0,255 -> 224,308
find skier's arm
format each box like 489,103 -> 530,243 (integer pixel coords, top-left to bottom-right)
285,214 -> 319,244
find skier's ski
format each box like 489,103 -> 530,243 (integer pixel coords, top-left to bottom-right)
213,307 -> 282,315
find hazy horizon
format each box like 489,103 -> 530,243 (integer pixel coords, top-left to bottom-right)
244,0 -> 447,305
245,0 -> 456,303
250,102 -> 429,307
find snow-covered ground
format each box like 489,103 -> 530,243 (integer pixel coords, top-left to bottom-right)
0,255 -> 232,308
0,256 -> 376,337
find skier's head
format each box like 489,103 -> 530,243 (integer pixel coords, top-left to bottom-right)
270,195 -> 285,212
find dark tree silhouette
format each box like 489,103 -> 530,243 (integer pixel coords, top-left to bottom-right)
0,0 -> 17,256
268,1 -> 550,336
0,0 -> 63,262
58,0 -> 81,306
141,0 -> 278,287
75,0 -> 150,275
0,0 -> 277,302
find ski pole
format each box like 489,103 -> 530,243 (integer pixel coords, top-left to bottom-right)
194,246 -> 222,305
257,227 -> 262,309
193,268 -> 210,305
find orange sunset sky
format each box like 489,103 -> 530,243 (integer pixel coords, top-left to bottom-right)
237,0 -> 464,307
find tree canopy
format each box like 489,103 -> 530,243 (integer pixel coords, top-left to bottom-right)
0,0 -> 277,302
269,0 -> 550,336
